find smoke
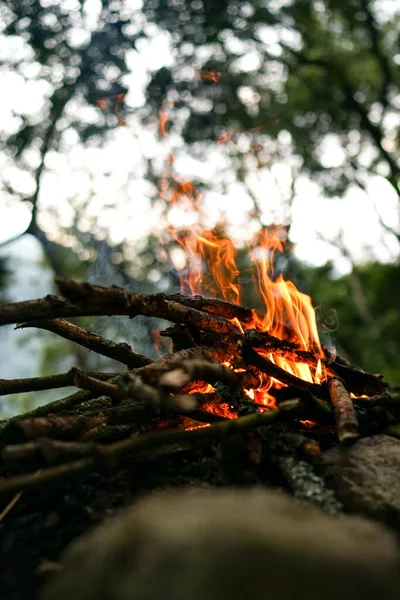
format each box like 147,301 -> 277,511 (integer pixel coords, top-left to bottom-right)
86,241 -> 168,364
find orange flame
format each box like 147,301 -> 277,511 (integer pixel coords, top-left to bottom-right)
159,155 -> 202,206
95,93 -> 126,126
158,109 -> 169,138
217,132 -> 232,145
169,227 -> 241,304
114,93 -> 126,126
248,227 -> 324,389
169,224 -> 325,405
199,70 -> 222,83
151,329 -> 163,357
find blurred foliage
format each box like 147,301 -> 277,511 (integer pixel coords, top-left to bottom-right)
0,0 -> 399,397
143,0 -> 400,200
297,260 -> 400,385
0,257 -> 10,301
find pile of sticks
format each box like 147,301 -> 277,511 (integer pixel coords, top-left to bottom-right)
0,277 -> 396,498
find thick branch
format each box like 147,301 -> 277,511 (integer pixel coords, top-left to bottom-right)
0,402 -> 302,496
56,278 -> 238,334
0,280 -> 238,335
168,293 -> 253,323
16,319 -> 150,369
328,378 -> 359,444
328,352 -> 387,396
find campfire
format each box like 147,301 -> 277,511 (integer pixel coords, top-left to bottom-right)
0,78 -> 394,497
0,223 -> 391,497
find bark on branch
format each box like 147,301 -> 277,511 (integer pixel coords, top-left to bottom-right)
0,401 -> 302,496
0,370 -> 118,397
328,378 -> 359,444
16,319 -> 151,369
0,279 -> 238,335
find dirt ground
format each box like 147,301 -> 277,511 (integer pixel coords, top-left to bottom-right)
0,440 -> 246,600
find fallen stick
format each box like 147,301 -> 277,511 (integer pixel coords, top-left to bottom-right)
75,372 -> 219,422
16,319 -> 151,369
354,392 -> 400,409
0,283 -> 238,334
328,378 -> 359,444
2,438 -> 96,465
0,401 -> 302,496
0,370 -> 119,397
2,413 -> 107,444
0,389 -> 96,427
72,369 -> 125,404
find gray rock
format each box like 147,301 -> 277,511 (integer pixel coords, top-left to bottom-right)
41,487 -> 400,600
323,434 -> 400,525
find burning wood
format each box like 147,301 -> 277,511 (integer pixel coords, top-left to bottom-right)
0,226 -> 393,497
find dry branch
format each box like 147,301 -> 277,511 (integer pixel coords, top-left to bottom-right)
56,278 -> 239,335
247,331 -> 385,395
328,378 -> 359,444
324,348 -> 386,395
0,401 -> 302,496
0,370 -> 119,397
168,293 -> 253,323
2,438 -> 96,465
354,392 -> 400,409
16,319 -> 150,369
3,413 -> 107,444
0,280 -> 238,334
72,369 -> 125,404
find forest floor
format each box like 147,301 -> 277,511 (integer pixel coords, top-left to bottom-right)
1,439 -> 253,600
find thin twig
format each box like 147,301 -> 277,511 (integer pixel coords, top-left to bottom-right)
16,319 -> 150,369
0,491 -> 23,522
72,369 -> 125,403
0,370 -> 119,396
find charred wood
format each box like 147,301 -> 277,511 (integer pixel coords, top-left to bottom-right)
240,341 -> 326,399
